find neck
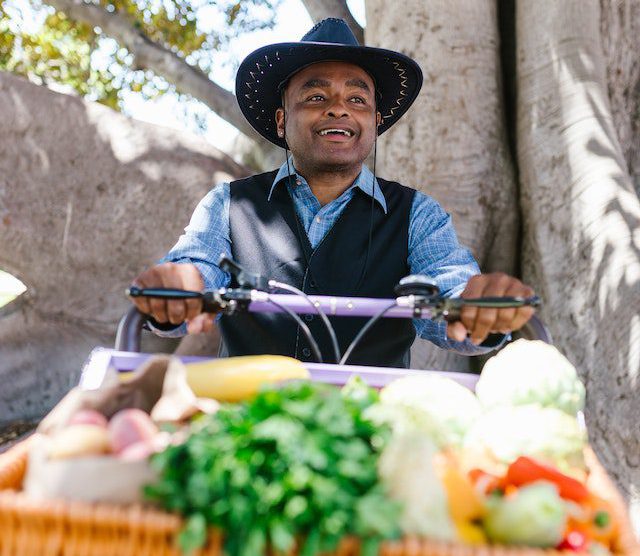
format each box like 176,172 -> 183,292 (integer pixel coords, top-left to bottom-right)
292,160 -> 363,206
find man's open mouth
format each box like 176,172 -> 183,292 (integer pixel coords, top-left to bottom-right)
318,128 -> 354,137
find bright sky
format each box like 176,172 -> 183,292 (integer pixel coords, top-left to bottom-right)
124,0 -> 366,154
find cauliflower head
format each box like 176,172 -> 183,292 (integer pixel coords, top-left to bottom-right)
464,405 -> 586,470
476,339 -> 585,416
370,375 -> 482,448
378,431 -> 456,540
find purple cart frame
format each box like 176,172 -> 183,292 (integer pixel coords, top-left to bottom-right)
79,347 -> 479,391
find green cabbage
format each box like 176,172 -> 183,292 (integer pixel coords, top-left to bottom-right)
368,375 -> 482,448
464,405 -> 586,470
484,482 -> 567,547
476,339 -> 585,416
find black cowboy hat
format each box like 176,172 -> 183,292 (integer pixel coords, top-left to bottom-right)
235,18 -> 423,148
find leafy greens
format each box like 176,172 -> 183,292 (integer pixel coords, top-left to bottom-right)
145,380 -> 400,556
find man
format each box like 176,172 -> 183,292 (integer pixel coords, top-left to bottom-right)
130,18 -> 535,367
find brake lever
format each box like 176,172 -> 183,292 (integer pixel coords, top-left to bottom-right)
218,255 -> 269,291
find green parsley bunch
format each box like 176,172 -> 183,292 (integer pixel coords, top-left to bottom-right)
145,380 -> 400,556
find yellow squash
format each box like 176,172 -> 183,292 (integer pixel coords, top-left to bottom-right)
184,355 -> 310,402
455,521 -> 487,545
434,456 -> 488,545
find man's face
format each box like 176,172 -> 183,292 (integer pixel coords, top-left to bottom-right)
275,61 -> 380,173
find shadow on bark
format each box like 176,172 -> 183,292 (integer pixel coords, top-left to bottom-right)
518,13 -> 640,518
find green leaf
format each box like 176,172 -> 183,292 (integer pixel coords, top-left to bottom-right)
178,513 -> 207,555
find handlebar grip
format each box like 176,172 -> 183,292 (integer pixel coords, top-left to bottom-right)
459,295 -> 541,308
127,286 -> 223,314
126,286 -> 203,300
443,295 -> 541,322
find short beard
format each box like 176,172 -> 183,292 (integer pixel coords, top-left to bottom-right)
290,149 -> 371,178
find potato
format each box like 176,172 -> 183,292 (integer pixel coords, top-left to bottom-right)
108,409 -> 158,454
48,424 -> 110,460
67,409 -> 108,429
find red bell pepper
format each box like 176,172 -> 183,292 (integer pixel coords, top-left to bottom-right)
505,456 -> 589,502
557,531 -> 588,551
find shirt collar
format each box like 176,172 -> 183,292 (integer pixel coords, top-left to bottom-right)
269,159 -> 388,214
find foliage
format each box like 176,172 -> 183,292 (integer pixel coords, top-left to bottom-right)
145,381 -> 400,556
0,0 -> 280,112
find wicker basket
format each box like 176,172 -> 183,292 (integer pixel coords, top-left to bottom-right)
0,439 -> 637,556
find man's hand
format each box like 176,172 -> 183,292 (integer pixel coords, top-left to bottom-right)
446,273 -> 535,345
130,262 -> 207,327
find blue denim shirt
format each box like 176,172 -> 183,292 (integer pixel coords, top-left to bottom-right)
157,161 -> 504,355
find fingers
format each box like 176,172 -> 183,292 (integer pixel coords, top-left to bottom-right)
459,275 -> 485,342
459,273 -> 536,345
129,263 -> 204,325
187,313 -> 216,335
446,320 -> 468,342
509,283 -> 535,332
469,273 -> 511,344
130,278 -> 152,316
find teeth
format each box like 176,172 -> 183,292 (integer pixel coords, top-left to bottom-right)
319,129 -> 352,136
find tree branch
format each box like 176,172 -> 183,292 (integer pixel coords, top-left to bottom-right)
45,0 -> 279,159
300,0 -> 364,44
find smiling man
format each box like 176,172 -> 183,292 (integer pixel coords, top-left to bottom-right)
130,18 -> 535,367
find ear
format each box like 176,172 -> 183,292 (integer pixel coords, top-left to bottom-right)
275,108 -> 285,138
376,112 -> 382,128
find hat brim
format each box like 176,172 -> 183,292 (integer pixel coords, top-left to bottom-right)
236,42 -> 423,148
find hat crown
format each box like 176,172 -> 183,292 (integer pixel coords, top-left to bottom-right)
301,18 -> 360,47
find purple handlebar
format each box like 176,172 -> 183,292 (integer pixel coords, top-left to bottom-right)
247,292 -> 432,319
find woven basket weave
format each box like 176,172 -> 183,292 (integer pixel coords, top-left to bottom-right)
0,439 -> 637,556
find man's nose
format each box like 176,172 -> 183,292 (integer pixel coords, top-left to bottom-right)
325,96 -> 350,118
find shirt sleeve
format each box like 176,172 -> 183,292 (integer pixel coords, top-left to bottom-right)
408,191 -> 506,355
148,182 -> 232,338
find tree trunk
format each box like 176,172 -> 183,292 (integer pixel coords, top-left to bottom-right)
301,0 -> 364,43
599,0 -> 640,196
0,72 -> 246,422
516,0 -> 640,526
365,0 -> 518,371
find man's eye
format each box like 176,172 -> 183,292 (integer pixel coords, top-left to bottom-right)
308,95 -> 324,101
350,97 -> 366,104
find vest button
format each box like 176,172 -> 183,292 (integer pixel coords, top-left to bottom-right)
302,348 -> 311,357
309,280 -> 317,288
304,314 -> 314,322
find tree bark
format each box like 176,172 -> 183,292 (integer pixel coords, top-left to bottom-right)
44,0 -> 280,163
0,72 -> 246,422
599,0 -> 640,196
300,0 -> 364,44
516,0 -> 640,526
365,0 -> 518,371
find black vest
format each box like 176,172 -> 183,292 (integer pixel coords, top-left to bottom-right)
219,171 -> 416,367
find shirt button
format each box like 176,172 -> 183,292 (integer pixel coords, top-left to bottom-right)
302,348 -> 311,357
305,314 -> 314,322
295,179 -> 301,185
315,216 -> 321,223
